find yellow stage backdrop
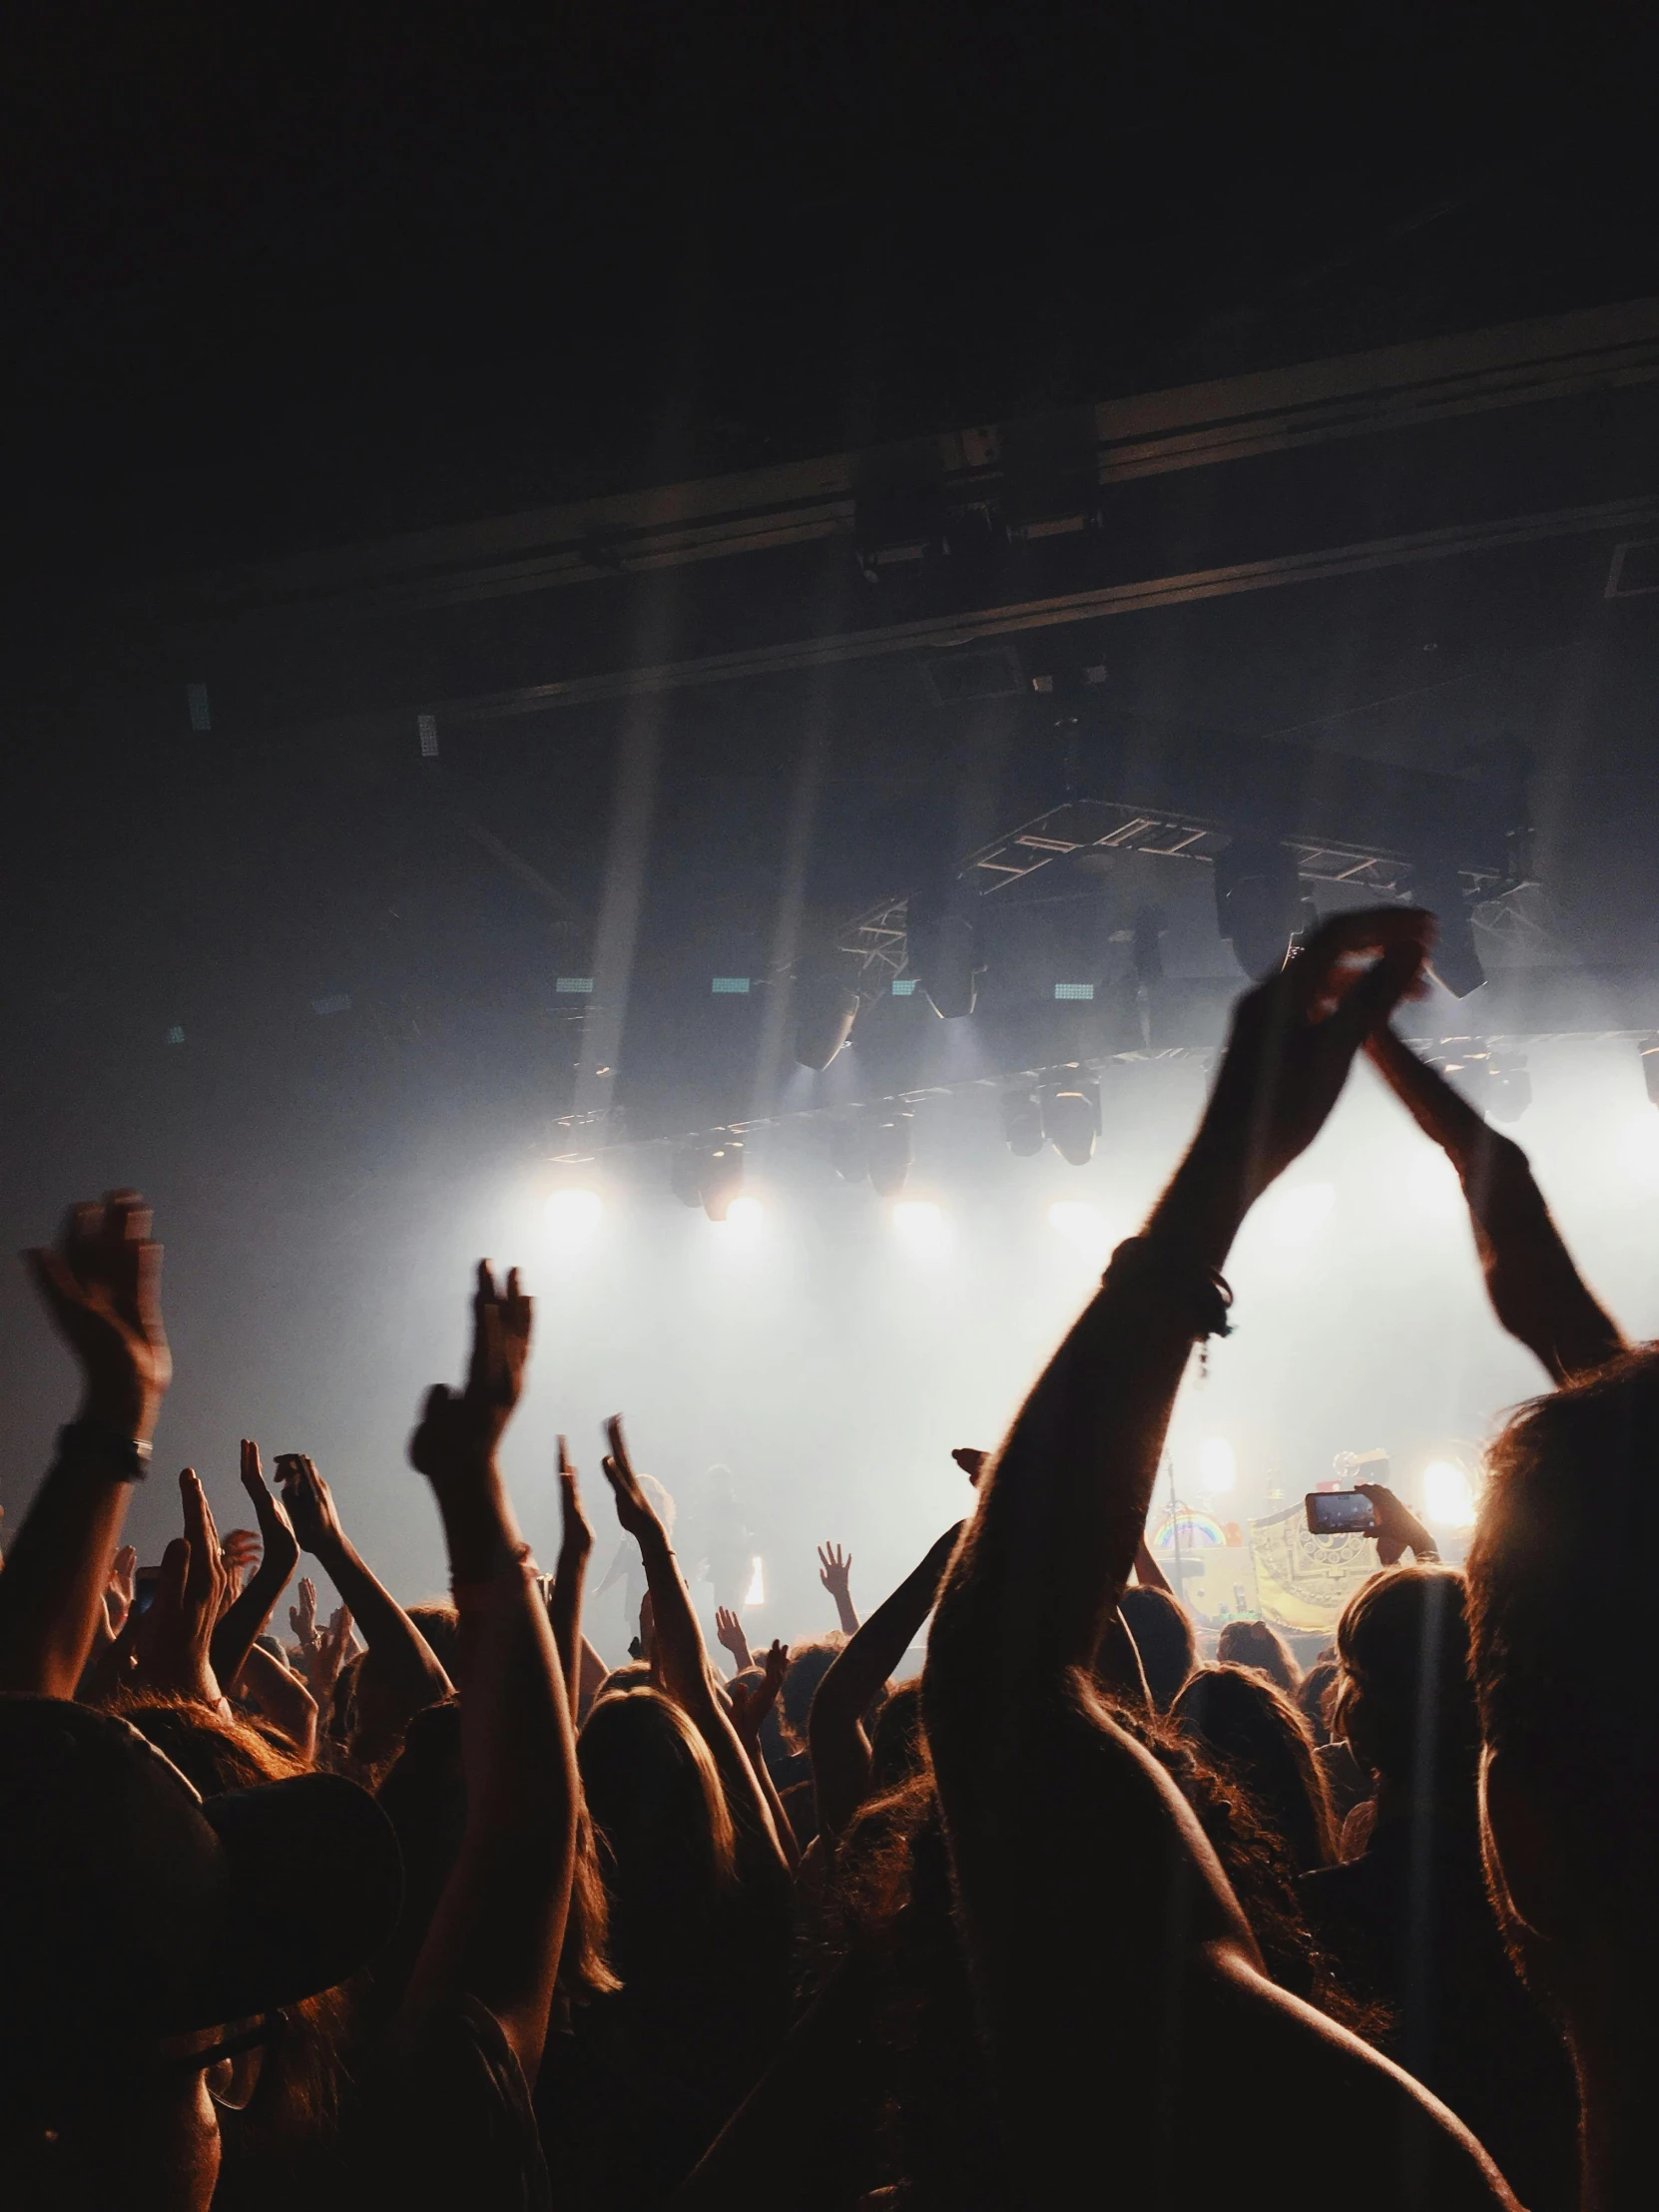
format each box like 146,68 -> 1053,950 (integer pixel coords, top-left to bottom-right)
1248,1502 -> 1377,1634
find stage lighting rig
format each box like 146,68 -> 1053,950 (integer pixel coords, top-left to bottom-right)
1000,1089 -> 1046,1158
1412,859 -> 1485,998
671,1138 -> 747,1220
1484,1053 -> 1531,1122
793,971 -> 860,1070
867,1112 -> 914,1198
1042,1078 -> 1100,1167
1213,837 -> 1311,980
907,877 -> 982,1019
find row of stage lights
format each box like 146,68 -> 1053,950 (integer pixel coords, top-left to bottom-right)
544,1185 -> 1120,1261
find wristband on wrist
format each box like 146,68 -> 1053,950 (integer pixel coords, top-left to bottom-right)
1102,1236 -> 1234,1346
57,1419 -> 153,1481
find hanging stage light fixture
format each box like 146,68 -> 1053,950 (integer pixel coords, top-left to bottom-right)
1041,1077 -> 1100,1167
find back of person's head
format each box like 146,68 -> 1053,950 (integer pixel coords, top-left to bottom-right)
1171,1663 -> 1337,1871
1217,1618 -> 1300,1693
1119,1586 -> 1197,1710
577,1686 -> 736,1978
1468,1350 -> 1659,1974
1333,1563 -> 1478,1799
869,1679 -> 926,1794
0,1699 -> 398,2212
1296,1658 -> 1339,1747
403,1601 -> 460,1682
780,1638 -> 843,1741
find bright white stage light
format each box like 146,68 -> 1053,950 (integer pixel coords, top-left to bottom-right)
1198,1436 -> 1237,1494
1047,1199 -> 1113,1264
721,1195 -> 766,1240
744,1555 -> 766,1605
891,1200 -> 948,1254
544,1189 -> 602,1251
1266,1181 -> 1336,1247
1422,1459 -> 1477,1529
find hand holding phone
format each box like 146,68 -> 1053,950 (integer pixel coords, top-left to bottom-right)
1305,1490 -> 1378,1536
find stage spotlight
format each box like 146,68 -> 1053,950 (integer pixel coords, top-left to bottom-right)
830,1120 -> 869,1183
891,1199 -> 947,1254
1642,1036 -> 1659,1109
544,1188 -> 602,1252
867,1112 -> 914,1198
700,1140 -> 746,1223
1198,1437 -> 1237,1494
744,1555 -> 767,1606
793,972 -> 860,1070
1485,1056 -> 1531,1122
1413,862 -> 1485,997
671,1147 -> 707,1208
1422,1459 -> 1478,1530
1213,836 -> 1306,980
907,879 -> 982,1018
723,1194 -> 766,1240
1041,1078 -> 1099,1167
1001,1089 -> 1045,1157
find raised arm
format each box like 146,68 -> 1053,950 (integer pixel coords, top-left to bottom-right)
601,1416 -> 788,1875
277,1452 -> 453,1729
1367,1020 -> 1622,1381
404,1261 -> 577,2084
0,1192 -> 171,1697
817,1542 -> 859,1634
547,1435 -> 592,1723
923,913 -> 1513,2211
211,1439 -> 301,1695
809,1521 -> 963,1842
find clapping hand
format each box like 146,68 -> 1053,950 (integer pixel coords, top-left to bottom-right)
600,1415 -> 661,1542
105,1544 -> 138,1636
220,1526 -> 262,1600
239,1439 -> 300,1587
133,1467 -> 231,1706
290,1573 -> 319,1651
557,1437 -> 592,1560
409,1262 -> 533,1488
25,1190 -> 171,1442
276,1454 -> 349,1561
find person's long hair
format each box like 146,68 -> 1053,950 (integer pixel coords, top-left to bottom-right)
1217,1618 -> 1300,1693
1172,1662 -> 1339,1871
577,1685 -> 737,1986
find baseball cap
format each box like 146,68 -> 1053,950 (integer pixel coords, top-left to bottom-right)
0,1698 -> 402,2108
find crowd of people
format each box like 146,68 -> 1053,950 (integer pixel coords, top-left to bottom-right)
0,905 -> 1651,2210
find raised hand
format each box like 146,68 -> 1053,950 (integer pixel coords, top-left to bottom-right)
599,1415 -> 661,1541
239,1440 -> 300,1585
220,1526 -> 262,1599
950,1446 -> 989,1486
1354,1482 -> 1439,1568
818,1540 -> 859,1633
106,1543 -> 138,1635
728,1638 -> 789,1747
276,1454 -> 350,1561
133,1467 -> 231,1706
818,1543 -> 852,1600
25,1190 -> 171,1442
290,1573 -> 319,1651
1194,907 -> 1433,1219
557,1437 -> 592,1561
715,1603 -> 753,1674
408,1262 -> 533,1487
312,1603 -> 356,1701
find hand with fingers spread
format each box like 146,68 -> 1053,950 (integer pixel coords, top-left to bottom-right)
715,1604 -> 753,1675
276,1453 -> 350,1561
818,1541 -> 858,1633
133,1467 -> 231,1707
25,1189 -> 172,1443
